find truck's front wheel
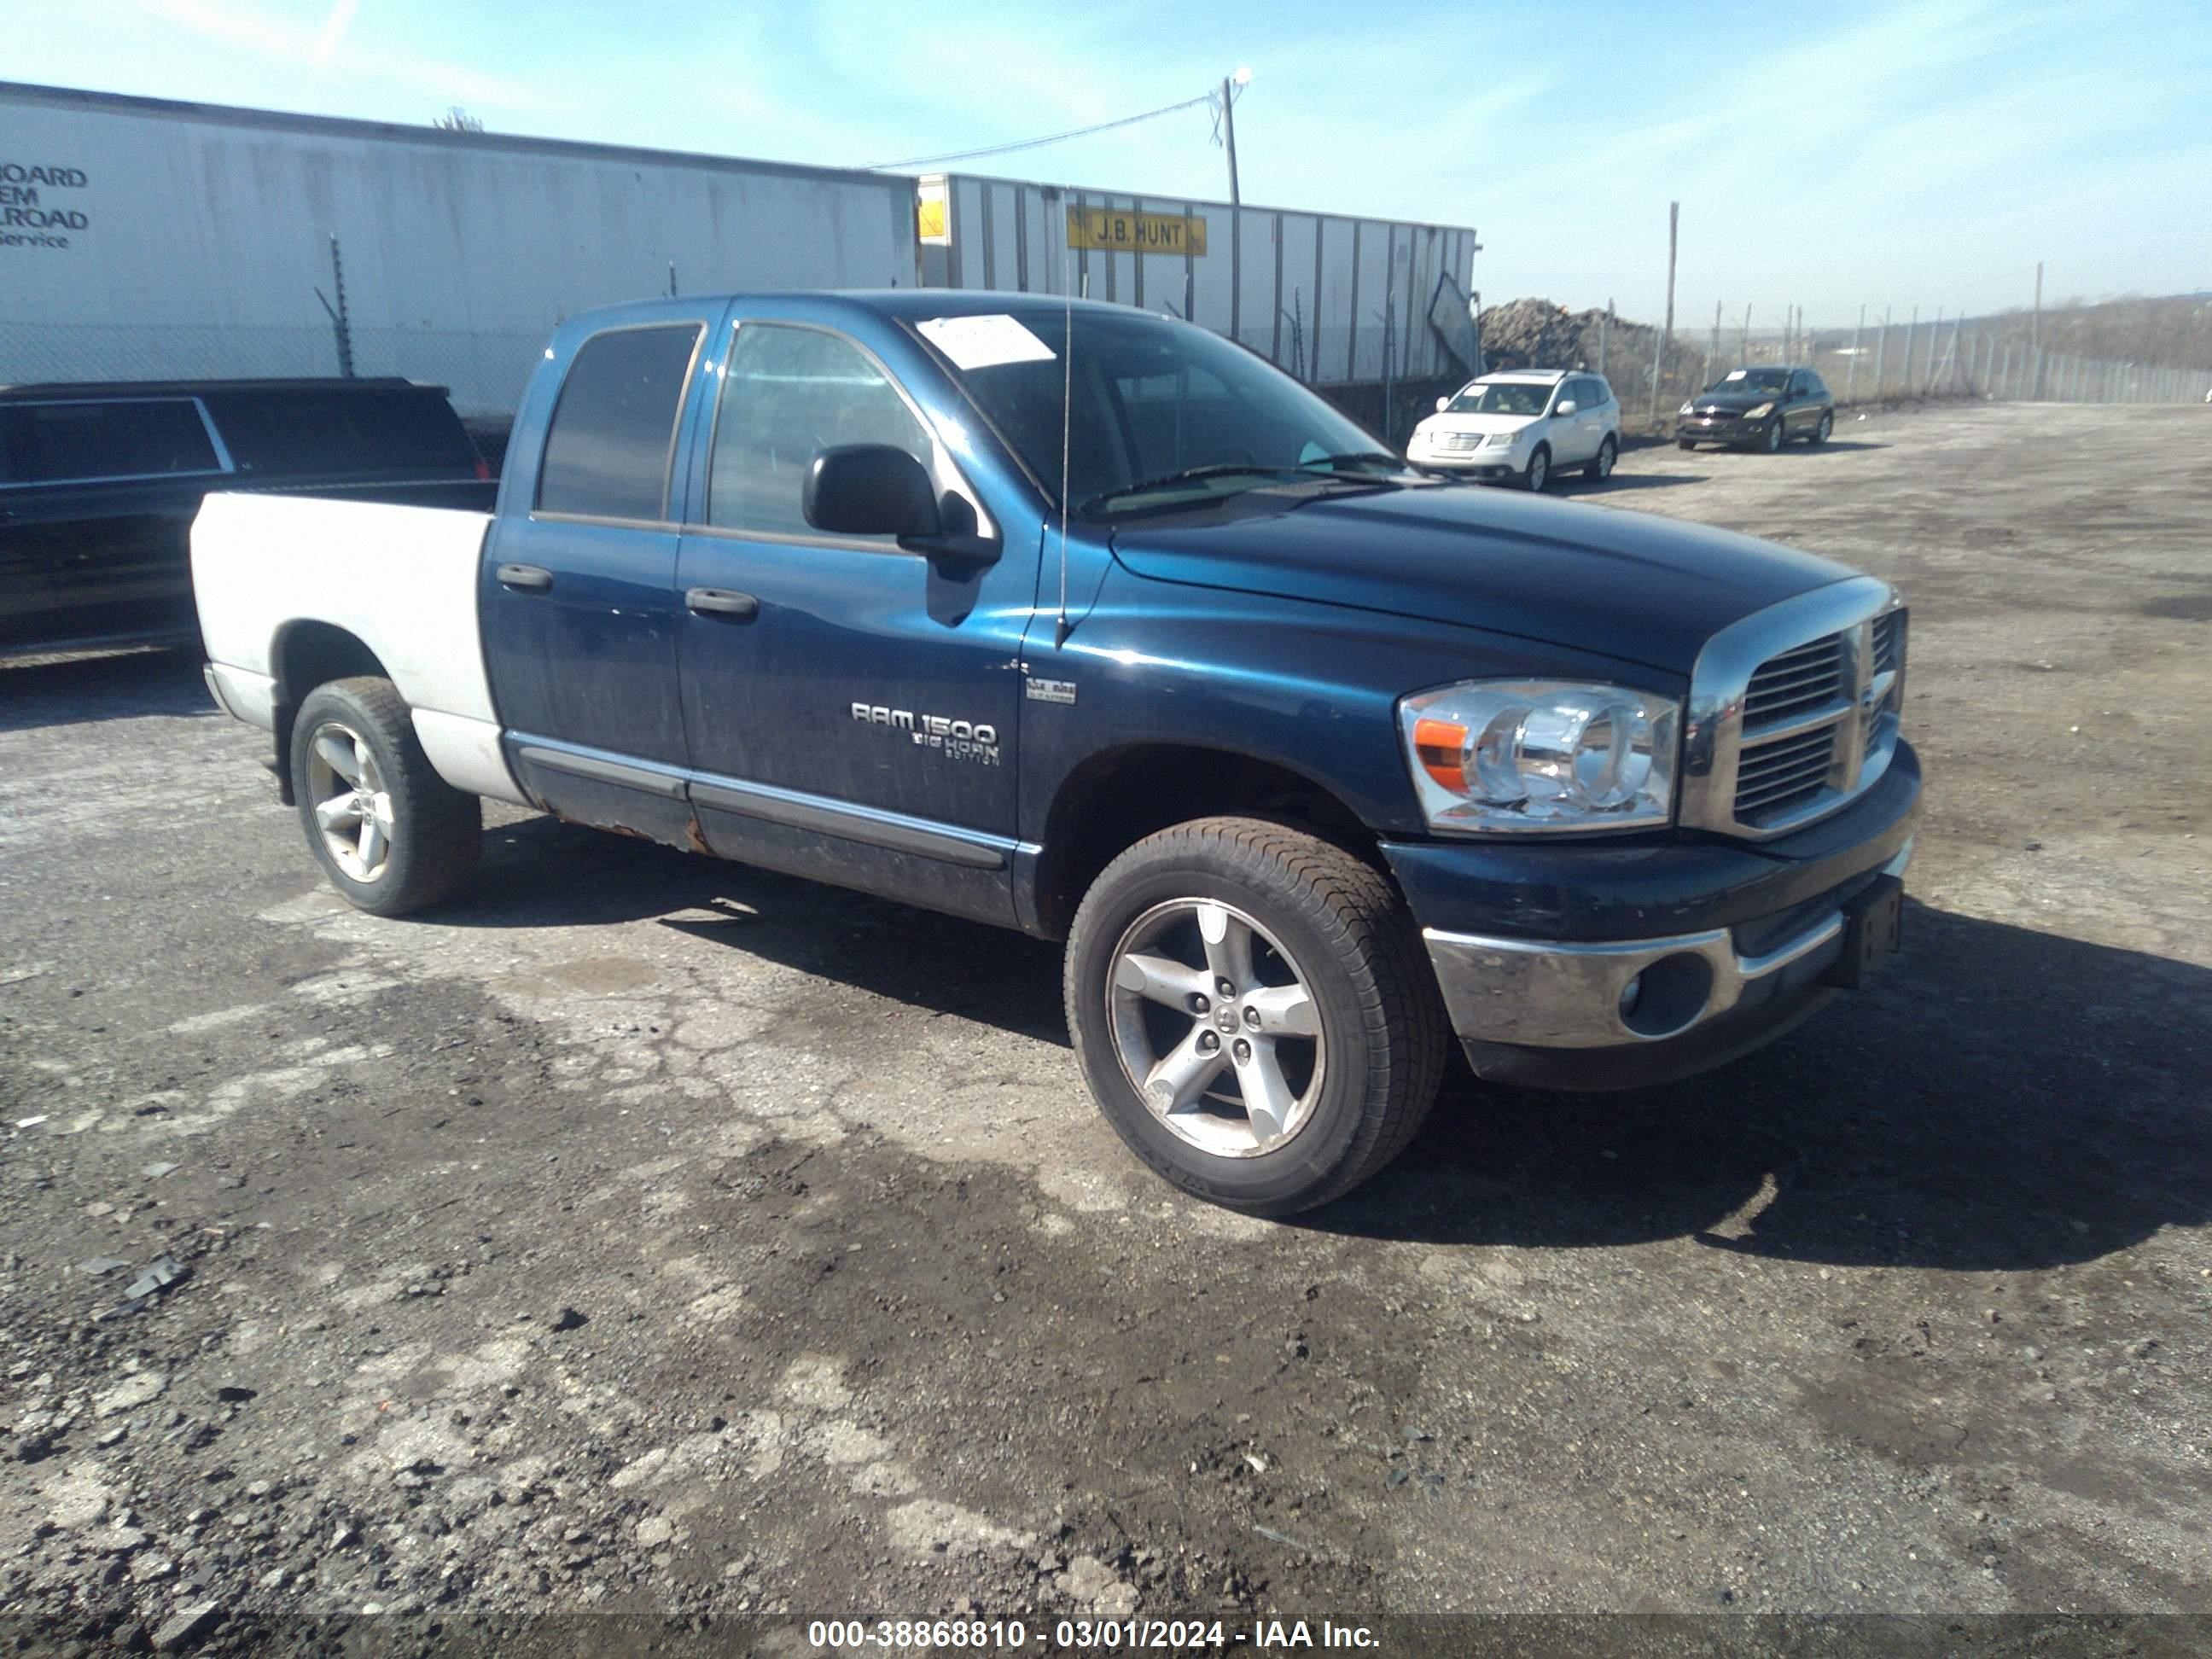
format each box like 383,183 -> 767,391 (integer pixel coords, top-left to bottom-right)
1064,818 -> 1447,1215
289,677 -> 480,917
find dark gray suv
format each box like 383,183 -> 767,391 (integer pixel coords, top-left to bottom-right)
1676,365 -> 1835,452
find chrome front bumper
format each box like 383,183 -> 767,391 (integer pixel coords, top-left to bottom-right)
1423,841 -> 1912,1051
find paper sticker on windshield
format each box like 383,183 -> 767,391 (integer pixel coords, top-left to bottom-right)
1724,369 -> 1748,380
918,315 -> 1057,371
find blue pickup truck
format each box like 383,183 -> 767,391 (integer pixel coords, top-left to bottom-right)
192,290 -> 1919,1215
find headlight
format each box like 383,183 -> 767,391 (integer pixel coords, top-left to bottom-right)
1745,401 -> 1774,418
1678,400 -> 1694,416
1399,681 -> 1679,834
1484,431 -> 1517,448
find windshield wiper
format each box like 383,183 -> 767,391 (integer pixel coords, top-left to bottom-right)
1293,451 -> 1403,474
1080,463 -> 1296,513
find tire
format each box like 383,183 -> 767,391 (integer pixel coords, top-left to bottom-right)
1585,434 -> 1618,480
1063,817 -> 1449,1216
288,676 -> 481,917
1808,409 -> 1833,445
1522,445 -> 1551,492
1677,438 -> 1697,451
1760,416 -> 1784,453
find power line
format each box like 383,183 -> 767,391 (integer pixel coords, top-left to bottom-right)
864,92 -> 1218,171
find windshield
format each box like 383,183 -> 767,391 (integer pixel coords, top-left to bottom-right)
919,306 -> 1388,516
1443,381 -> 1553,416
1711,368 -> 1789,394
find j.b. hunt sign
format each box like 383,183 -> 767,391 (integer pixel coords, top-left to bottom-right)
1,161 -> 90,249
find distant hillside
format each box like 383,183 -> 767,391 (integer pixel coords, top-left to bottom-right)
1966,292 -> 2212,371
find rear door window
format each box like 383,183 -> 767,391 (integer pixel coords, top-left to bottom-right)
0,399 -> 224,486
536,323 -> 702,521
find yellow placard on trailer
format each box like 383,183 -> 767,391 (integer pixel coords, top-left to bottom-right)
1065,207 -> 1208,256
916,177 -> 950,247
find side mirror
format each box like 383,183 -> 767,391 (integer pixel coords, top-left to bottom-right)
805,445 -> 941,539
1554,399 -> 1577,417
1435,396 -> 1451,413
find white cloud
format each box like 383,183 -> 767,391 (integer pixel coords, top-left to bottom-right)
135,0 -> 536,108
310,0 -> 360,67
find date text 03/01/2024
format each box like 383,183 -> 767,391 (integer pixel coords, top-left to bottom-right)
803,1617 -> 1379,1649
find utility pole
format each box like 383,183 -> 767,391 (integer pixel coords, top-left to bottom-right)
1848,303 -> 1864,403
1649,201 -> 1678,427
2031,261 -> 2044,400
1708,300 -> 1721,381
1221,73 -> 1243,347
1926,306 -> 1943,393
1874,306 -> 1890,398
1739,302 -> 1752,362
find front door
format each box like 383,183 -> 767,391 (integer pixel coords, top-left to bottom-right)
672,313 -> 1031,924
480,314 -> 711,841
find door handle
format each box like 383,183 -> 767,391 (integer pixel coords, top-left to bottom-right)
686,587 -> 759,620
496,562 -> 553,592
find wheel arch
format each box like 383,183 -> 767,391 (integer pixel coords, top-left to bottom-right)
268,620 -> 393,805
1027,741 -> 1387,940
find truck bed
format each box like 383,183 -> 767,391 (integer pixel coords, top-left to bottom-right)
191,490 -> 524,805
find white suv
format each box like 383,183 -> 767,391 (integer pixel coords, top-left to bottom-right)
1405,369 -> 1621,492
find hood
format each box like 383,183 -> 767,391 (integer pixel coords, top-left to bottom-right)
1688,387 -> 1785,412
1109,481 -> 1858,675
1416,410 -> 1539,439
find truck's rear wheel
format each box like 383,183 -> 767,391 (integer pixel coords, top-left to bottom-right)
289,677 -> 480,917
1064,817 -> 1447,1215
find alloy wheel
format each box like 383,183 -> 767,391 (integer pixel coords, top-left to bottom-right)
305,720 -> 394,882
1105,899 -> 1325,1158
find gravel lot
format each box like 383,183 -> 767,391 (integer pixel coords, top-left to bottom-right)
3,402 -> 2208,1650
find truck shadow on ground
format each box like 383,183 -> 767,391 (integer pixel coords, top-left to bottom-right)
0,646 -> 213,734
1307,899 -> 2211,1272
457,820 -> 2209,1275
1546,473 -> 1709,497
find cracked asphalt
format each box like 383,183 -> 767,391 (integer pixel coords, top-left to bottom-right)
1,400 -> 2207,1650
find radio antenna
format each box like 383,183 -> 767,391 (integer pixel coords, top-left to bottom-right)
1053,219 -> 1074,649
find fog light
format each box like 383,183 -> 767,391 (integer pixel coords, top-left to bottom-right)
1618,974 -> 1644,1020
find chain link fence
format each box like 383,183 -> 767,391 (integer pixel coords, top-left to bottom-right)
1486,301 -> 2212,440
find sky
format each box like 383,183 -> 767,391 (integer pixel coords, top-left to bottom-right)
5,0 -> 2208,328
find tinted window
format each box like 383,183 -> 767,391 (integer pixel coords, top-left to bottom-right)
537,324 -> 701,521
1587,376 -> 1613,406
205,389 -> 477,477
1806,373 -> 1830,397
707,324 -> 931,538
0,399 -> 221,486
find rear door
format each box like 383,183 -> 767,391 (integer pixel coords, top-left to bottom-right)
0,396 -> 229,648
480,312 -> 715,841
671,309 -> 1027,924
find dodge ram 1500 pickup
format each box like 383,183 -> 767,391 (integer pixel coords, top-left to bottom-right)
192,290 -> 1920,1215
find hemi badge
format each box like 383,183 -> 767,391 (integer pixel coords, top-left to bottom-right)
1025,678 -> 1077,706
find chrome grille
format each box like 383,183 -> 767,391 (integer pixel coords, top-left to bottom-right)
1732,725 -> 1836,819
1680,578 -> 1906,841
1743,633 -> 1845,728
1432,431 -> 1484,454
1871,609 -> 1901,676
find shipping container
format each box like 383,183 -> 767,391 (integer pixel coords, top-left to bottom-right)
0,82 -> 917,413
917,172 -> 1481,386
